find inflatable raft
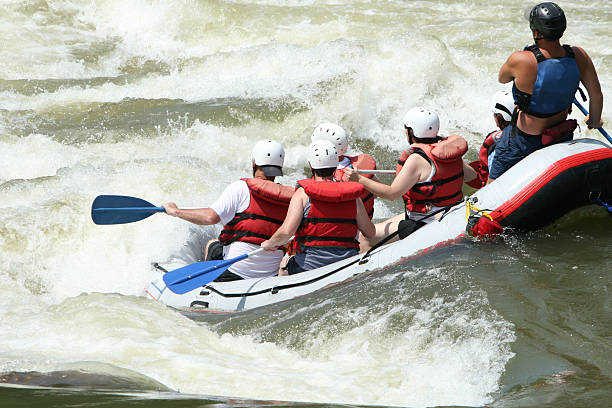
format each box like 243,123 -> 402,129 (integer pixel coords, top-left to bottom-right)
145,138 -> 612,313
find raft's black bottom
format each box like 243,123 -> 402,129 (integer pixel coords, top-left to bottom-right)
502,157 -> 612,230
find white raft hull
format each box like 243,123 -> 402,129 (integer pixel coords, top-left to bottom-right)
145,138 -> 612,313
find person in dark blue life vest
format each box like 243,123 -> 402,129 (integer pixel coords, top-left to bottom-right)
162,140 -> 294,281
311,122 -> 379,219
488,2 -> 604,183
260,140 -> 376,275
345,108 -> 477,251
467,90 -> 515,189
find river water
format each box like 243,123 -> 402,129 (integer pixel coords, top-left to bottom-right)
1,1 -> 611,407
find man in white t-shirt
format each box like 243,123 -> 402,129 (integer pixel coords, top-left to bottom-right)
162,140 -> 294,281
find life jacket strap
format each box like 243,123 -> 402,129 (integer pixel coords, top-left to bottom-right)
301,217 -> 357,225
225,212 -> 283,226
407,192 -> 462,206
219,230 -> 272,245
414,171 -> 463,189
295,236 -> 359,243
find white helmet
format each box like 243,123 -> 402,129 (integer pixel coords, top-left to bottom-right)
492,90 -> 515,122
311,122 -> 348,156
308,140 -> 338,170
251,139 -> 285,177
402,107 -> 440,139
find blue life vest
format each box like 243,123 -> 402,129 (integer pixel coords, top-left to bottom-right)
512,45 -> 580,118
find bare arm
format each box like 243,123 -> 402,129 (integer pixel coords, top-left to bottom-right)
345,154 -> 431,201
498,52 -> 519,84
355,199 -> 376,238
574,46 -> 604,129
499,51 -> 536,93
462,161 -> 477,183
162,203 -> 220,225
260,189 -> 306,250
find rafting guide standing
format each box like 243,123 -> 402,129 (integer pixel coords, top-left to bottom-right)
162,140 -> 294,281
488,2 -> 604,182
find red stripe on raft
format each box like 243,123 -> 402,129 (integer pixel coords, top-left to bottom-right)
145,289 -> 159,301
494,148 -> 612,219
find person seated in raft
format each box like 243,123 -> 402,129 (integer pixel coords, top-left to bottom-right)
488,2 -> 603,184
162,140 -> 295,281
466,90 -> 516,189
260,140 -> 376,275
311,122 -> 379,219
344,107 -> 477,251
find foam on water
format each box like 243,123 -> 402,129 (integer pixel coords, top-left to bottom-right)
0,281 -> 514,407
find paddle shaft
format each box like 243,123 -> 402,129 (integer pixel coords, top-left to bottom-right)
93,207 -> 165,213
573,98 -> 612,144
358,169 -> 396,174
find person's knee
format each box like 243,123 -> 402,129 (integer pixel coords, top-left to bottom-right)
204,239 -> 223,261
358,236 -> 372,253
278,253 -> 291,275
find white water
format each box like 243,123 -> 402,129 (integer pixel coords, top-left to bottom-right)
1,0 -> 609,406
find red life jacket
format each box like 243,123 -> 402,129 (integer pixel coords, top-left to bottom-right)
218,178 -> 294,246
467,130 -> 502,189
295,179 -> 364,250
396,135 -> 467,213
334,154 -> 377,219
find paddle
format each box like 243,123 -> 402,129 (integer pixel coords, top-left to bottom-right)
573,98 -> 612,144
91,195 -> 165,225
357,169 -> 396,174
163,248 -> 265,294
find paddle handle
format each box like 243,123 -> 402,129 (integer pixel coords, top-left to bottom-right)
92,207 -> 165,213
358,169 -> 396,174
573,98 -> 612,144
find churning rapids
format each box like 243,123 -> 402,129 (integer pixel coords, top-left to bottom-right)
1,1 -> 610,407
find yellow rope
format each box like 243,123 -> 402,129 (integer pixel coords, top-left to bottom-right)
466,200 -> 494,221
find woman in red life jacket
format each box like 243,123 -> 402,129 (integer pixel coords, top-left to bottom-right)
261,140 -> 376,275
311,123 -> 379,219
162,140 -> 294,281
467,90 -> 515,189
345,108 -> 477,251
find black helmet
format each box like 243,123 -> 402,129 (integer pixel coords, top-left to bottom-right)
528,2 -> 566,40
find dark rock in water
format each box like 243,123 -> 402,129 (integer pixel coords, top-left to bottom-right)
0,369 -> 171,392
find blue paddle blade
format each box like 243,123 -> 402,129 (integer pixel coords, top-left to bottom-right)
163,260 -> 232,294
91,195 -> 165,225
163,253 -> 250,294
